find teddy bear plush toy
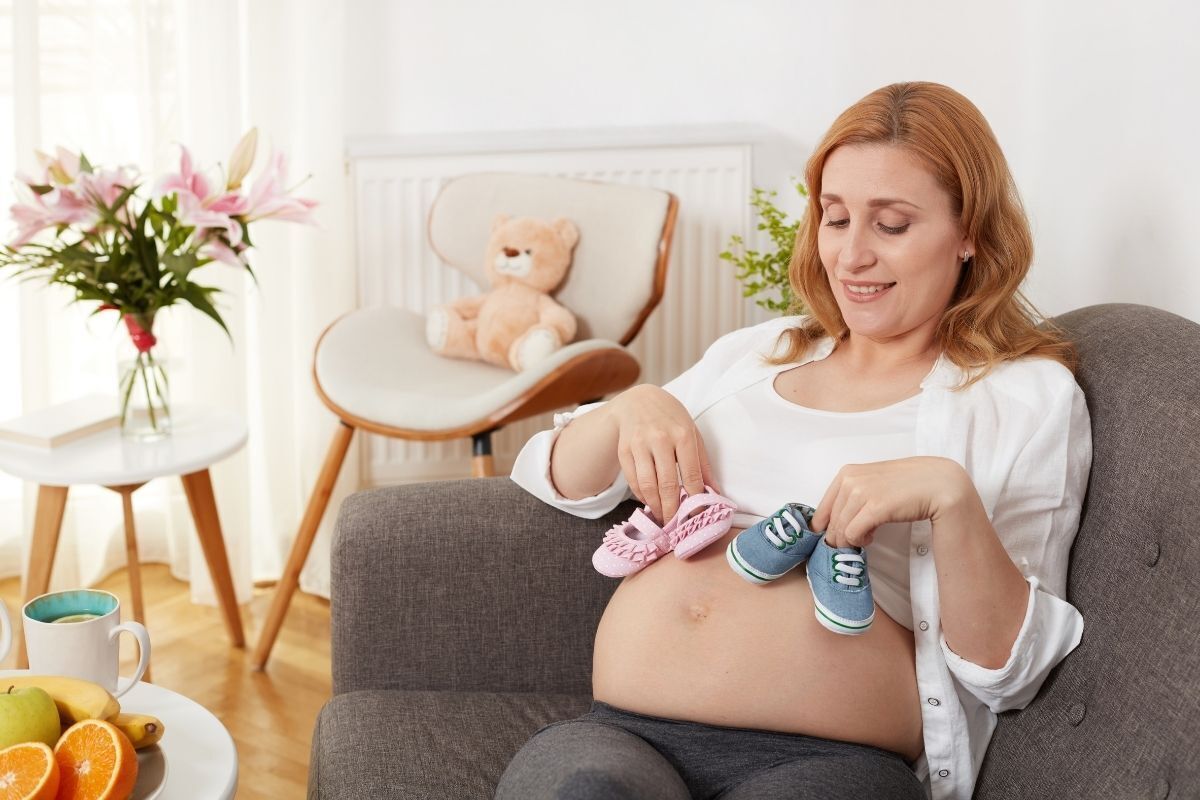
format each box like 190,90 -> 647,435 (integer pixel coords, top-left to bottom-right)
425,213 -> 580,371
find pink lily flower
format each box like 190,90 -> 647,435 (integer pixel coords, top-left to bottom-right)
156,144 -> 253,243
9,198 -> 57,247
206,191 -> 250,217
35,146 -> 84,186
77,166 -> 140,228
79,166 -> 137,207
155,145 -> 213,202
225,128 -> 258,191
176,191 -> 244,246
7,181 -> 101,247
244,152 -> 317,225
199,236 -> 246,268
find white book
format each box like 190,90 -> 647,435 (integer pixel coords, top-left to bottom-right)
0,394 -> 121,449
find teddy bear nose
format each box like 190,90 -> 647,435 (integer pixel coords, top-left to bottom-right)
503,247 -> 520,258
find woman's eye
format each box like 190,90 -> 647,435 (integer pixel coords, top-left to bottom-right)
821,218 -> 909,234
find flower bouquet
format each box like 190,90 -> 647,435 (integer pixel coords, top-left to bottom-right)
0,130 -> 316,439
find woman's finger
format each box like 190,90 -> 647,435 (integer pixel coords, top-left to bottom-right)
825,479 -> 864,546
835,489 -> 872,548
617,443 -> 643,505
811,472 -> 844,534
651,435 -> 682,524
631,441 -> 663,522
675,428 -> 707,498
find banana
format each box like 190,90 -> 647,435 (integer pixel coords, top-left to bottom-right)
111,712 -> 164,749
1,675 -> 120,724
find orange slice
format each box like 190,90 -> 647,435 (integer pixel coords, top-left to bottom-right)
0,741 -> 59,800
53,719 -> 137,800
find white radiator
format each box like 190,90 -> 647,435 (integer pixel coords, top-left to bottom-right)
346,126 -> 785,484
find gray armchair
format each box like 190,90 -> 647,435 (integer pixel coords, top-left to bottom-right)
308,304 -> 1200,799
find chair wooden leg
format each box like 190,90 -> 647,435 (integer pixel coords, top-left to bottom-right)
471,430 -> 496,478
471,454 -> 495,477
181,469 -> 246,649
116,485 -> 151,682
18,485 -> 69,667
252,421 -> 355,671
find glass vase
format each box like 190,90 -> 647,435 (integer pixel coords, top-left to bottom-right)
117,317 -> 172,440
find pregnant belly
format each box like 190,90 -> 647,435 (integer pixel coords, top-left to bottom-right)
592,527 -> 925,762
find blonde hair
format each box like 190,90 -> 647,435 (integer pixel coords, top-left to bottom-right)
772,81 -> 1076,387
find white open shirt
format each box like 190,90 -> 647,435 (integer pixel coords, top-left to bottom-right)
510,315 -> 1092,800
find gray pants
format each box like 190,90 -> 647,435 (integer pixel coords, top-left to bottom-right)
495,702 -> 926,800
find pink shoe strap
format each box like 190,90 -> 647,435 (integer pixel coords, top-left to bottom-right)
668,486 -> 736,528
616,508 -> 672,553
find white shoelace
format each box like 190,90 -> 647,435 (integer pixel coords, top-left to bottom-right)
833,552 -> 865,587
764,509 -> 805,548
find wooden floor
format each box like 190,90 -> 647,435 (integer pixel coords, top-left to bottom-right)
0,565 -> 330,800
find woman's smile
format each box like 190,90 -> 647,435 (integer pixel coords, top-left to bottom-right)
841,280 -> 898,303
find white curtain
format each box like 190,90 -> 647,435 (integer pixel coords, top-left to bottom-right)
0,0 -> 356,611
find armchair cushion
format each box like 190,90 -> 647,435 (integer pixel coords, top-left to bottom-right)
310,690 -> 590,800
315,306 -> 625,431
330,477 -> 625,696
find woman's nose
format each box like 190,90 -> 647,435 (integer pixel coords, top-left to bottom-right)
837,223 -> 876,270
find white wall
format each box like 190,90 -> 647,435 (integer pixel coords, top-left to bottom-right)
345,0 -> 1200,323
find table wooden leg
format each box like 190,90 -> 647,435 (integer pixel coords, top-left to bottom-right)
252,421 -> 355,671
117,486 -> 151,683
18,485 -> 69,667
180,469 -> 246,648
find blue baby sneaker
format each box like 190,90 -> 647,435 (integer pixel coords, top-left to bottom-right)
806,538 -> 875,635
726,503 -> 821,584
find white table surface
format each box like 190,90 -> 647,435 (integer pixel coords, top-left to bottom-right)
0,406 -> 247,487
0,670 -> 238,799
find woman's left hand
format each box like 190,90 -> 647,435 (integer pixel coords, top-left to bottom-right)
811,457 -> 974,549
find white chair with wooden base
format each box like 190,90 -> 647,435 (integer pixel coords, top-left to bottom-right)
251,172 -> 679,669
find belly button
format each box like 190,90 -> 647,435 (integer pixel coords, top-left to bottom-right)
688,603 -> 710,622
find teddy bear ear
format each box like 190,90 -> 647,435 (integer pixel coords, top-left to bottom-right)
552,218 -> 580,250
491,213 -> 511,233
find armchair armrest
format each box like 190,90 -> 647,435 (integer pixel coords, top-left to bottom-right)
330,477 -> 628,696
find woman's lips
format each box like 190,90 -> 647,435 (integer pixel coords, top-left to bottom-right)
841,281 -> 896,303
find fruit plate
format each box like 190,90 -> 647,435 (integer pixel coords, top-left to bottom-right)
0,671 -> 238,799
134,745 -> 167,800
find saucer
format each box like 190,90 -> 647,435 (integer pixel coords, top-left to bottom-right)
133,745 -> 168,800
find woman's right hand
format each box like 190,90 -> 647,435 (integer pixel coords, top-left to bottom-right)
604,384 -> 720,525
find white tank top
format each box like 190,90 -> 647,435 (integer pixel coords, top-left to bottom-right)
694,373 -> 919,630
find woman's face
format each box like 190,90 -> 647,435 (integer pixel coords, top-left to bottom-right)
817,144 -> 972,347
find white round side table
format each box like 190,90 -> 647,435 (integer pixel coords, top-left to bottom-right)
0,406 -> 248,670
0,670 -> 238,799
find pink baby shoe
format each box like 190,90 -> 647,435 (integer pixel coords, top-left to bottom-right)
592,487 -> 737,577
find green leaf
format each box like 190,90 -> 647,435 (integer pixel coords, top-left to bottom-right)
162,251 -> 198,281
180,282 -> 231,340
720,177 -> 808,317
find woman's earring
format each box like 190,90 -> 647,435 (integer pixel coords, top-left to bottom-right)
961,253 -> 972,266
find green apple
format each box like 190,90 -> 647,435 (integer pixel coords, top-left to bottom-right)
0,685 -> 62,748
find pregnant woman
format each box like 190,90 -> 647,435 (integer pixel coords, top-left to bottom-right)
500,81 -> 1092,800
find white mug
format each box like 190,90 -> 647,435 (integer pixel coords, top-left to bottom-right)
22,589 -> 150,699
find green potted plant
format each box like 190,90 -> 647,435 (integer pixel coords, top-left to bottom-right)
719,179 -> 808,314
